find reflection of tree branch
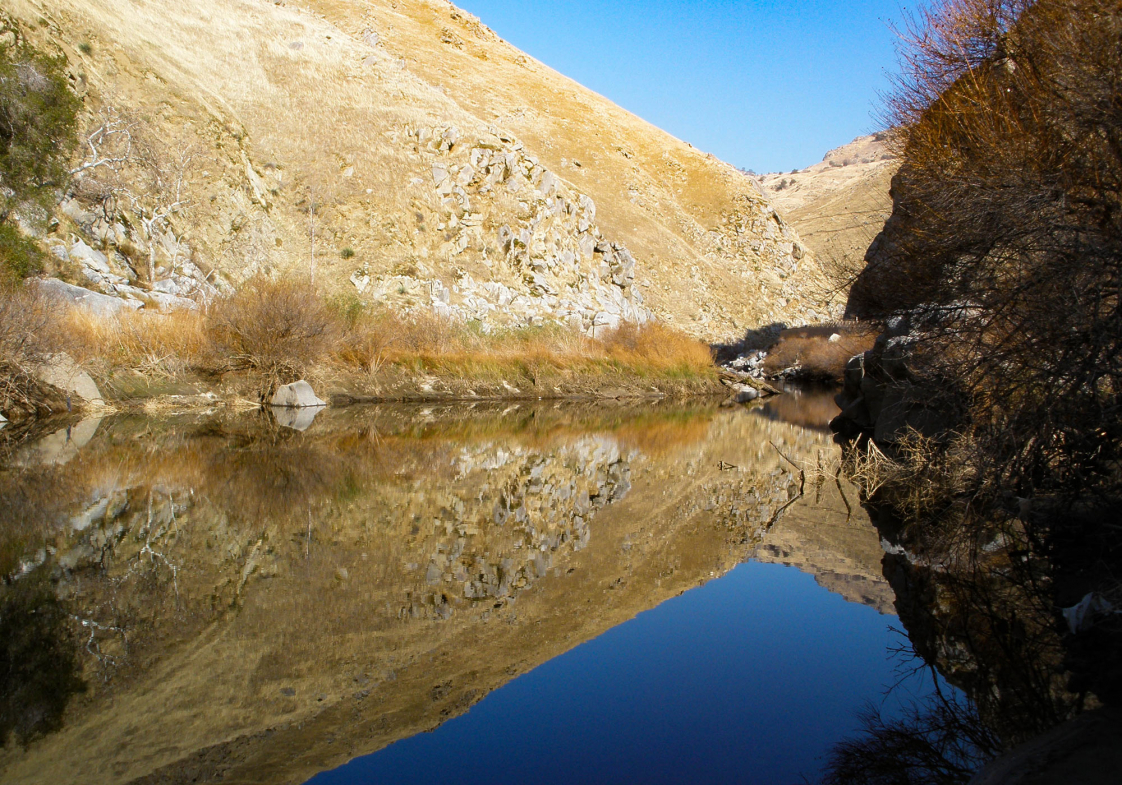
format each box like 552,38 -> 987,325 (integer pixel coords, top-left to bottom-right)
835,465 -> 853,522
120,491 -> 182,605
770,440 -> 806,495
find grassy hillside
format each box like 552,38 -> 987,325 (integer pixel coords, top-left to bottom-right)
5,0 -> 835,342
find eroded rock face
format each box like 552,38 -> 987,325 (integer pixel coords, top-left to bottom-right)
9,0 -> 835,341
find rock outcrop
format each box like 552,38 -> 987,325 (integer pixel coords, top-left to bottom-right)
830,317 -> 954,446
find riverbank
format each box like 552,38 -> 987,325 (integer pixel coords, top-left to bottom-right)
1,276 -> 763,425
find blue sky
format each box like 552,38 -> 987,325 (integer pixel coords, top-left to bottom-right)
455,0 -> 906,174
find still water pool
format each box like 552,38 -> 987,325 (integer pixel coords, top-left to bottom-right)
0,392 -> 942,784
311,560 -> 928,785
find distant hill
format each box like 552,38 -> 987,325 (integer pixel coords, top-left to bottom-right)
758,135 -> 898,290
5,0 -> 837,341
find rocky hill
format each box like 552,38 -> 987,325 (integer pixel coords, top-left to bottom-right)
758,135 -> 898,286
4,0 -> 835,342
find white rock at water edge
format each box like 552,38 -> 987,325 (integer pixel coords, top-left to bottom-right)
733,385 -> 759,404
34,353 -> 102,403
270,380 -> 326,409
270,405 -> 322,431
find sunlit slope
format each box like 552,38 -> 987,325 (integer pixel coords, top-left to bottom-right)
760,135 -> 898,283
8,0 -> 833,340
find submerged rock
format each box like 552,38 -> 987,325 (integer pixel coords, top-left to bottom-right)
270,381 -> 326,409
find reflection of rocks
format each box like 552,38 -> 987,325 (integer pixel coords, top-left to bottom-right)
18,418 -> 103,466
269,405 -> 322,431
408,437 -> 631,616
754,502 -> 895,615
0,402 -> 866,785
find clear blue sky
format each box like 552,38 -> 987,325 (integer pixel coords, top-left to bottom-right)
455,0 -> 905,174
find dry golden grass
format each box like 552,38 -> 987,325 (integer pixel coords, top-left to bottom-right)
54,283 -> 716,390
335,308 -> 713,380
62,307 -> 208,380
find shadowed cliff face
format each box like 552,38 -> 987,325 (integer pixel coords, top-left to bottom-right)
0,400 -> 886,785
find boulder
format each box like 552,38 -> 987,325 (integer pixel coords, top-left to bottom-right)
36,278 -> 142,318
733,385 -> 759,403
146,291 -> 198,312
270,380 -> 326,409
34,353 -> 102,403
68,239 -> 112,274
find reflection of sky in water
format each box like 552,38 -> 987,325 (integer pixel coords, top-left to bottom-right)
310,561 -> 938,785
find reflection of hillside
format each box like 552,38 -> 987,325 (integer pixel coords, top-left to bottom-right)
753,485 -> 895,614
0,402 -> 874,785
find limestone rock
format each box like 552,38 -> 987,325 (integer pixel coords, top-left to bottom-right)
36,278 -> 142,318
34,353 -> 102,403
734,385 -> 760,403
147,291 -> 199,312
270,380 -> 326,409
69,239 -> 112,274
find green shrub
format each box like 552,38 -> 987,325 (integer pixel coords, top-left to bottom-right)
0,223 -> 42,283
339,246 -> 355,259
0,40 -> 80,219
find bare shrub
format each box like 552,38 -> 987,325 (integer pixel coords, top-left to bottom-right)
0,281 -> 64,416
763,323 -> 877,381
205,276 -> 335,382
849,0 -> 1122,504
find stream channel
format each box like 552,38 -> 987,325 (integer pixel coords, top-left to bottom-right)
0,390 -> 952,784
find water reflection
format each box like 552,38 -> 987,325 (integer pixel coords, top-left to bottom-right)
0,398 -> 905,784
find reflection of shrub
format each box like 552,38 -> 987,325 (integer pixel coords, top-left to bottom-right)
824,692 -> 999,785
206,276 -> 335,380
0,582 -> 86,748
